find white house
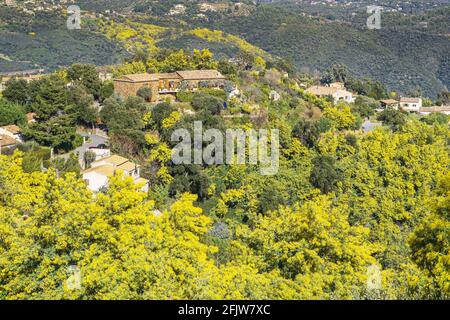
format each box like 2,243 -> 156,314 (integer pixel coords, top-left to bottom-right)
82,155 -> 149,193
400,97 -> 422,113
306,84 -> 355,103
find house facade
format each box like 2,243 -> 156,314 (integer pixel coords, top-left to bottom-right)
306,85 -> 355,103
113,70 -> 225,102
82,155 -> 149,193
400,97 -> 422,113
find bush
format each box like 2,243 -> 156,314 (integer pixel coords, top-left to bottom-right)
137,86 -> 152,102
192,94 -> 224,115
310,155 -> 340,194
377,109 -> 407,131
0,98 -> 26,126
421,113 -> 449,125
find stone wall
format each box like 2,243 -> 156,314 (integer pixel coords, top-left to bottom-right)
114,80 -> 161,102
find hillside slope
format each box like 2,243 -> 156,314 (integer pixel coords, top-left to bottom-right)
1,1 -> 448,97
197,5 -> 450,97
0,7 -> 127,72
82,1 -> 450,97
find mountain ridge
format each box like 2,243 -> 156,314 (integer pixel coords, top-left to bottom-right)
0,1 -> 448,97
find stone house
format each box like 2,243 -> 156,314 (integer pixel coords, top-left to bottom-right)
113,70 -> 225,102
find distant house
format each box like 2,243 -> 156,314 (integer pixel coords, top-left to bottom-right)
419,106 -> 450,115
82,155 -> 149,193
0,125 -> 23,142
400,97 -> 422,113
113,70 -> 225,102
306,84 -> 355,103
96,66 -> 114,82
379,99 -> 399,111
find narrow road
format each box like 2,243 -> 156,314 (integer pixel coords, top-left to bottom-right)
57,133 -> 108,167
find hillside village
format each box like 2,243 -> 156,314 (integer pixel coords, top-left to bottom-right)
1,57 -> 449,193
0,0 -> 449,301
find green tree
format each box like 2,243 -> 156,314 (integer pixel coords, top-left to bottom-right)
192,94 -> 224,115
67,85 -> 97,127
32,75 -> 68,121
67,64 -> 102,99
136,86 -> 152,102
377,109 -> 407,131
436,91 -> 450,106
310,155 -> 340,194
99,81 -> 114,102
409,173 -> 450,298
83,150 -> 97,168
100,96 -> 146,132
2,78 -> 30,106
321,64 -> 349,85
352,96 -> 378,118
23,115 -> 79,152
0,98 -> 26,126
292,119 -> 320,148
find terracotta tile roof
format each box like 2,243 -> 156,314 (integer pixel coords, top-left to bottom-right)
329,82 -> 344,88
306,86 -> 337,96
380,99 -> 398,105
115,70 -> 224,83
89,155 -> 141,173
94,155 -> 130,166
420,106 -> 450,112
176,70 -> 225,80
156,73 -> 181,79
83,164 -> 115,176
116,73 -> 160,82
400,97 -> 421,103
1,125 -> 21,134
306,86 -> 353,96
95,65 -> 116,73
117,161 -> 140,172
0,134 -> 18,147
